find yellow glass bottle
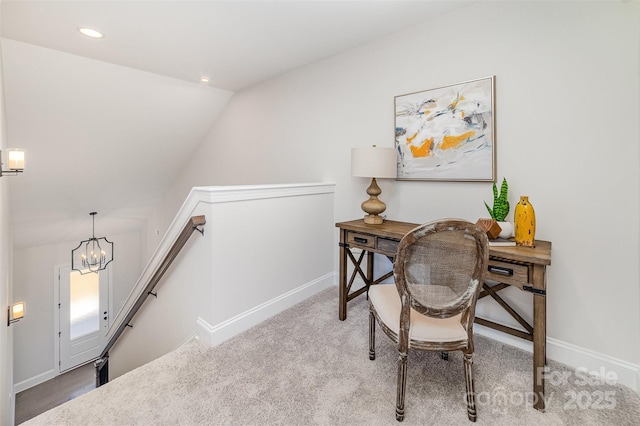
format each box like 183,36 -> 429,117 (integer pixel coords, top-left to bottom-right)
514,196 -> 536,247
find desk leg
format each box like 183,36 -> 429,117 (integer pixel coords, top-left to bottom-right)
532,264 -> 547,411
338,230 -> 348,321
367,250 -> 374,291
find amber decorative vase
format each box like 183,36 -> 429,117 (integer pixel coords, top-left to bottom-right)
514,196 -> 536,247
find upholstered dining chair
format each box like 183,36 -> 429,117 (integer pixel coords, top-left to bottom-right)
368,219 -> 489,422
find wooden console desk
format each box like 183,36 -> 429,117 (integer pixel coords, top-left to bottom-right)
336,219 -> 552,411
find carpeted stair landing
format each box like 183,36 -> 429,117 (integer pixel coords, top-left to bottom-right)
24,288 -> 640,425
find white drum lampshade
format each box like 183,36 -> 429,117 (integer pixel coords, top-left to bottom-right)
351,146 -> 397,224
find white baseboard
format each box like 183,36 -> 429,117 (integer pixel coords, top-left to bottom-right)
546,337 -> 639,393
14,368 -> 57,394
14,275 -> 333,394
174,332 -> 198,351
197,272 -> 334,347
475,324 -> 639,393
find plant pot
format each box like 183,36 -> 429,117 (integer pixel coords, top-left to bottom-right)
497,221 -> 513,238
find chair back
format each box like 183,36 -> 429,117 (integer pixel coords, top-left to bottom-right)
394,219 -> 489,320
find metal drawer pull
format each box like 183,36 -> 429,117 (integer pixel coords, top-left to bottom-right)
354,237 -> 368,244
488,265 -> 513,276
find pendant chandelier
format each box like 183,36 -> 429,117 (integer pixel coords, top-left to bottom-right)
71,212 -> 114,274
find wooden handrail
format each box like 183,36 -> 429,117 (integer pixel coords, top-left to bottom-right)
95,215 -> 206,385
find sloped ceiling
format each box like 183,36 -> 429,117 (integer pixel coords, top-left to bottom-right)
0,1 -> 472,249
1,39 -> 233,249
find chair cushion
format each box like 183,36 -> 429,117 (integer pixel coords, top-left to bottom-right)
369,284 -> 467,343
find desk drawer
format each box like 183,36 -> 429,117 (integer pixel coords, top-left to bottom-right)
486,259 -> 529,289
347,232 -> 375,249
377,238 -> 399,255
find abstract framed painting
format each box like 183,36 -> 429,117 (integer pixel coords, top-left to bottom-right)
395,76 -> 496,181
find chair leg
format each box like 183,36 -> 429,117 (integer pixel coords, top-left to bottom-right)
396,352 -> 408,422
369,310 -> 376,361
463,352 -> 477,422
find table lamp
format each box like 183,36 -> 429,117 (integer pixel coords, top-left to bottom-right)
351,145 -> 397,224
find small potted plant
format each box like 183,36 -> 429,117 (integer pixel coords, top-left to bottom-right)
484,177 -> 513,238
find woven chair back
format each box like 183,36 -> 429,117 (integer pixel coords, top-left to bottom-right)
394,220 -> 488,319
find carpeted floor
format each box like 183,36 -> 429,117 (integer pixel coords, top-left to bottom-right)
25,287 -> 640,425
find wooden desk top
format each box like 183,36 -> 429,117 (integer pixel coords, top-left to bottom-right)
490,240 -> 551,265
336,219 -> 551,266
336,219 -> 419,240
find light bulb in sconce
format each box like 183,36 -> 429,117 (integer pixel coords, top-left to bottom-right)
0,148 -> 26,177
8,301 -> 25,326
12,302 -> 24,320
7,149 -> 25,170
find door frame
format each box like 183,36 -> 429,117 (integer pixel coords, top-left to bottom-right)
53,263 -> 114,374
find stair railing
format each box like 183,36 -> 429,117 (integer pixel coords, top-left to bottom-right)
94,215 -> 206,386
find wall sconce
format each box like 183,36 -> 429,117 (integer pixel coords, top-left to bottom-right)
351,145 -> 397,224
8,301 -> 25,326
0,148 -> 26,177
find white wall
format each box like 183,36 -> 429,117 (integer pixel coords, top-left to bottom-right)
158,1 -> 639,384
109,185 -> 335,379
109,214 -> 210,379
0,12 -> 16,422
12,230 -> 143,389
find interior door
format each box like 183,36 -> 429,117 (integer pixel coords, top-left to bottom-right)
58,265 -> 110,372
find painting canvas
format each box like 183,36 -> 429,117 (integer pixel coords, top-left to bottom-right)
395,76 -> 495,181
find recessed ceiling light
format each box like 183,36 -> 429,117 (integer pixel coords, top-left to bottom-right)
200,77 -> 210,84
78,27 -> 104,39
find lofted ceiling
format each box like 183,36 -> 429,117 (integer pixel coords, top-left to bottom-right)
0,0 -> 472,250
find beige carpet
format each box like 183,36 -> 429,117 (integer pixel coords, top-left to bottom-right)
25,287 -> 640,425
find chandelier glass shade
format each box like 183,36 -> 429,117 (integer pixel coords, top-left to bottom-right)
71,212 -> 114,274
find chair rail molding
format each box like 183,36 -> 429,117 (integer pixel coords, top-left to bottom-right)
190,182 -> 336,205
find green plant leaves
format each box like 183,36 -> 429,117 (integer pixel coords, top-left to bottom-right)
485,177 -> 509,222
484,201 -> 496,220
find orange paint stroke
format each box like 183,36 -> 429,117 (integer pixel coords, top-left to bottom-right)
440,131 -> 475,150
410,138 -> 433,157
406,132 -> 418,144
448,95 -> 465,110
